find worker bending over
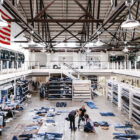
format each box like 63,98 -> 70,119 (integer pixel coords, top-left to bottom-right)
68,109 -> 79,131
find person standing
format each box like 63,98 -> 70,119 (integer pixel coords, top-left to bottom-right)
78,105 -> 87,128
68,109 -> 79,131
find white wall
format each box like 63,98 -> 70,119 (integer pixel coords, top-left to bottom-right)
0,4 -> 30,61
30,51 -> 126,67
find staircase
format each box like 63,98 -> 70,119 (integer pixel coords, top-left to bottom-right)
63,63 -> 87,79
62,71 -> 77,80
63,63 -> 91,100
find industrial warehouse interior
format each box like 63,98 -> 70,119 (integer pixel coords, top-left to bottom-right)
0,0 -> 140,140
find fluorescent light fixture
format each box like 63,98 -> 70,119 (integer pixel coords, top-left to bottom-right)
54,42 -> 78,48
123,46 -> 129,53
85,42 -> 96,48
0,13 -> 8,27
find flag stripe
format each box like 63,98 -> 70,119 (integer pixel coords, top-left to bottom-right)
0,9 -> 11,45
0,40 -> 10,45
0,30 -> 10,36
0,9 -> 11,19
2,28 -> 11,32
0,35 -> 10,41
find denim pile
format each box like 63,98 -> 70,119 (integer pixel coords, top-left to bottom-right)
85,101 -> 98,109
16,133 -> 63,140
46,120 -> 55,123
35,107 -> 55,117
56,102 -> 67,107
113,122 -> 140,140
100,112 -> 115,116
113,133 -> 140,140
93,121 -> 109,127
24,126 -> 40,132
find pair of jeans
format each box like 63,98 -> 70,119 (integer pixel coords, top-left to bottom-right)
69,114 -> 75,130
78,116 -> 84,126
84,126 -> 92,132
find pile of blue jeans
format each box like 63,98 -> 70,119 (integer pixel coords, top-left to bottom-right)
85,101 -> 98,109
100,112 -> 115,116
113,133 -> 140,140
94,121 -> 109,127
56,102 -> 67,107
46,120 -> 55,123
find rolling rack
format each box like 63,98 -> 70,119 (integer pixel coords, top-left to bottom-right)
16,80 -> 29,102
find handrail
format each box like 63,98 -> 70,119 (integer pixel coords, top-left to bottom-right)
63,62 -> 87,79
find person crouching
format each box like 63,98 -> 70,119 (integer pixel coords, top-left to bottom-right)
84,114 -> 95,133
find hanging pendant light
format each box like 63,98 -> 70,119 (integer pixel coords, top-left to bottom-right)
86,47 -> 91,53
121,1 -> 140,29
0,13 -> 8,27
28,37 -> 35,45
95,35 -> 104,46
41,47 -> 46,53
123,46 -> 129,53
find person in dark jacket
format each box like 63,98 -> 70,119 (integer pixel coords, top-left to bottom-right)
84,114 -> 95,133
78,105 -> 87,128
68,109 -> 79,131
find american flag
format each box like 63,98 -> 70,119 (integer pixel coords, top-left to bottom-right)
0,9 -> 11,45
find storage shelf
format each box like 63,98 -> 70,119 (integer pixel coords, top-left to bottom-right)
49,94 -> 72,96
48,89 -> 71,91
132,101 -> 140,108
133,98 -> 140,106
107,80 -> 140,125
132,113 -> 140,124
132,107 -> 140,115
48,77 -> 72,100
49,98 -> 71,100
49,81 -> 72,84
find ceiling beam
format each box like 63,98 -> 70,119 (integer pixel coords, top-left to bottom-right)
14,28 -> 27,38
51,15 -> 85,41
7,19 -> 103,23
96,0 -> 101,28
14,41 -> 86,43
89,0 -> 127,42
3,0 -> 46,43
34,0 -> 56,20
47,14 -> 83,42
29,0 -> 34,27
73,0 -> 94,19
8,18 -> 136,23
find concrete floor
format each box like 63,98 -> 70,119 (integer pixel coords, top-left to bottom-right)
0,93 -> 140,140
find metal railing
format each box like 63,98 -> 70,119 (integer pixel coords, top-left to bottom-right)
0,60 -> 140,75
